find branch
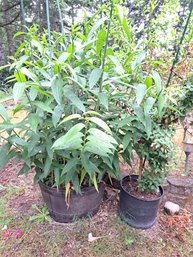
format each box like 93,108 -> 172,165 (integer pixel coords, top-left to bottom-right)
0,12 -> 20,27
0,2 -> 21,12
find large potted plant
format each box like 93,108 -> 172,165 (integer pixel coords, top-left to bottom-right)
0,18 -> 122,222
114,76 -> 176,229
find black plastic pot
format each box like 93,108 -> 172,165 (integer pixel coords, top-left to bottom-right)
39,182 -> 105,223
119,175 -> 163,229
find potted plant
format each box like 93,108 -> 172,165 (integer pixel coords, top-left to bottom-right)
114,76 -> 176,229
0,20 -> 121,222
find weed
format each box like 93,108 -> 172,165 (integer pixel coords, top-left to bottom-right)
30,204 -> 52,224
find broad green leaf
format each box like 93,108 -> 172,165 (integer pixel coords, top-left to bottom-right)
87,128 -> 117,145
59,52 -> 70,62
63,87 -> 85,112
81,154 -> 98,177
132,51 -> 146,69
52,105 -> 64,127
89,68 -> 102,89
144,97 -> 155,115
43,156 -> 52,178
0,104 -> 9,121
122,18 -> 132,41
20,67 -> 39,83
145,115 -> 152,138
108,55 -> 124,75
29,87 -> 38,101
145,76 -> 153,88
13,82 -> 25,102
34,101 -> 53,113
51,75 -> 64,105
59,114 -> 81,126
31,39 -> 43,54
152,71 -> 162,94
27,113 -> 39,132
123,132 -> 132,151
134,106 -> 145,125
89,117 -> 112,134
88,17 -> 107,38
0,145 -> 16,170
98,92 -> 108,110
96,30 -> 107,55
62,158 -> 78,175
115,4 -> 124,22
136,84 -> 146,105
52,123 -> 85,150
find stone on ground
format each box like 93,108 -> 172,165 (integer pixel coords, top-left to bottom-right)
164,201 -> 180,215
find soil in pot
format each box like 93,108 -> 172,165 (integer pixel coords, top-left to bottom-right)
122,178 -> 161,200
39,182 -> 105,223
119,175 -> 163,229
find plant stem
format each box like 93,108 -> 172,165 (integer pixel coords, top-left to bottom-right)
99,1 -> 113,93
138,158 -> 143,180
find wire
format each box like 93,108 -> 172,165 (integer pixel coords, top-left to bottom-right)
166,1 -> 193,88
45,0 -> 52,60
56,0 -> 68,49
20,0 -> 27,29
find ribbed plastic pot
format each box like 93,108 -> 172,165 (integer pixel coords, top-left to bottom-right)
119,175 -> 163,229
39,181 -> 105,223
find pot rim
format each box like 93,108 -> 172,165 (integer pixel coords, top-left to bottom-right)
120,175 -> 163,202
39,180 -> 105,194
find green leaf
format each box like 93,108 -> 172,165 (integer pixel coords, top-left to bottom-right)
81,154 -> 98,177
51,75 -> 64,105
89,68 -> 102,89
59,52 -> 70,62
31,39 -> 43,54
123,132 -> 132,151
98,92 -> 108,110
0,145 -> 16,170
52,105 -> 64,127
59,114 -> 81,126
20,67 -> 39,83
29,87 -> 38,101
0,104 -> 9,121
34,101 -> 53,113
93,173 -> 99,192
52,123 -> 85,150
13,105 -> 24,115
108,55 -> 124,75
158,93 -> 165,117
152,71 -> 162,94
122,18 -> 132,41
84,128 -> 117,157
27,113 -> 39,132
89,117 -> 112,134
144,97 -> 155,115
13,82 -> 25,102
132,51 -> 146,69
62,158 -> 78,176
134,106 -> 145,125
63,87 -> 85,112
136,84 -> 146,105
88,17 -> 107,38
145,115 -> 152,138
145,76 -> 153,88
96,30 -> 107,55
